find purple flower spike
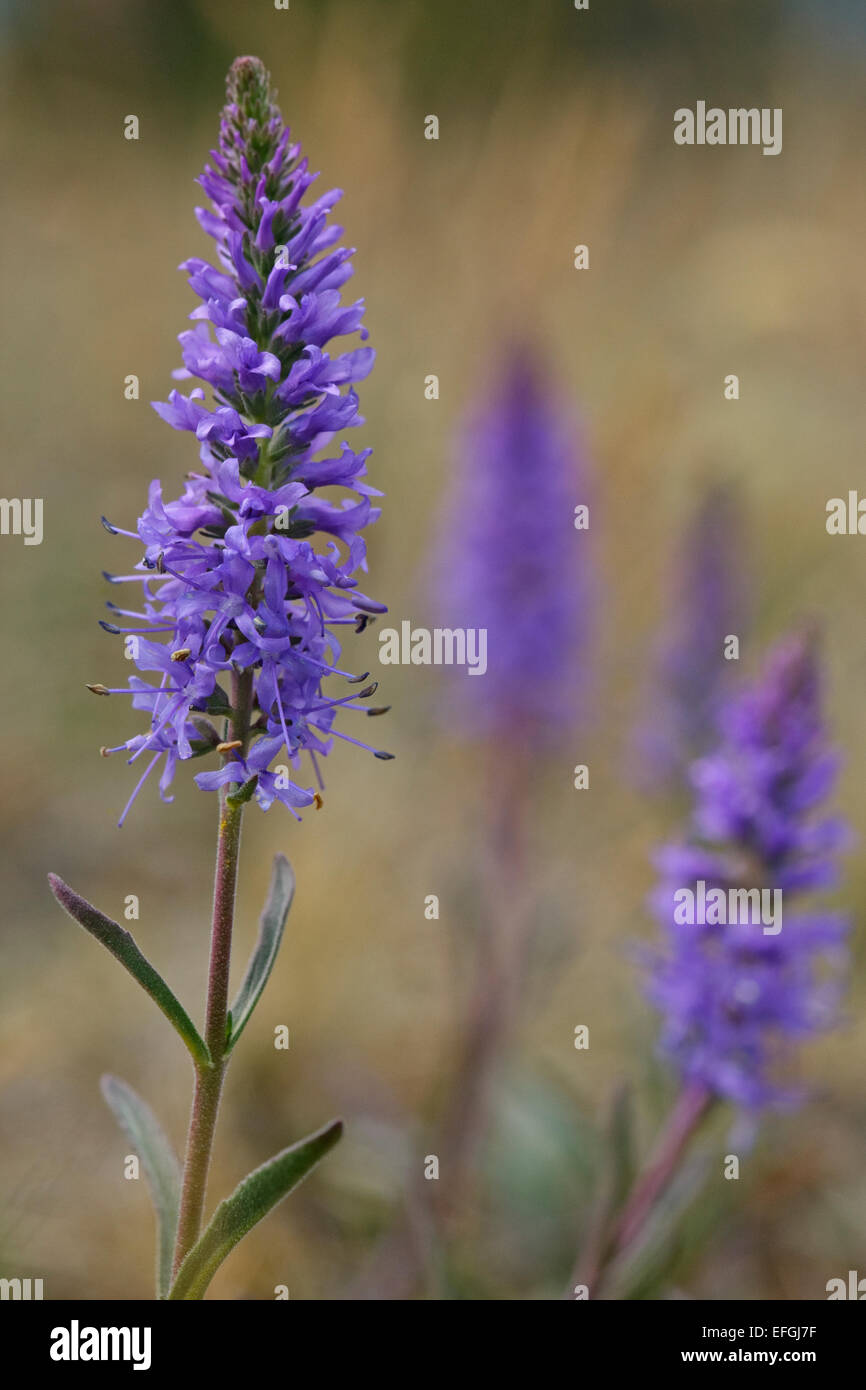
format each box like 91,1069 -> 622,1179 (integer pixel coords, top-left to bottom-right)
635,485 -> 749,791
646,633 -> 851,1110
430,347 -> 592,744
96,57 -> 388,821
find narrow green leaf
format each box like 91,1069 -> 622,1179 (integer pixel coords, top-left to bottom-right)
226,854 -> 294,1053
48,874 -> 210,1068
101,1075 -> 182,1300
569,1086 -> 636,1292
608,1084 -> 635,1210
168,1119 -> 342,1300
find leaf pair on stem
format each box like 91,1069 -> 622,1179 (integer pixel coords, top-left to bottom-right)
48,855 -> 342,1299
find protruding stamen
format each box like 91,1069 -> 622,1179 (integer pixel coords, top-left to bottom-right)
102,570 -> 172,584
217,739 -> 243,754
101,517 -> 140,540
87,683 -> 110,696
171,648 -> 192,662
118,753 -> 162,828
351,596 -> 388,614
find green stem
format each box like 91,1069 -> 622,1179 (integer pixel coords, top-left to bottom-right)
170,670 -> 253,1286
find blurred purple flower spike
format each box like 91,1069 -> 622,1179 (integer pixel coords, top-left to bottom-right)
647,632 -> 850,1110
430,346 -> 592,746
635,485 -> 749,791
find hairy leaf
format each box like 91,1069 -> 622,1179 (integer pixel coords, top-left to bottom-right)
101,1074 -> 182,1299
48,874 -> 210,1068
226,854 -> 295,1052
169,1119 -> 342,1300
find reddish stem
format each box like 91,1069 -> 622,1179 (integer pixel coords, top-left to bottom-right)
575,1080 -> 712,1298
170,670 -> 253,1285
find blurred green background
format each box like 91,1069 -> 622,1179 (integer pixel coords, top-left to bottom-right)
1,0 -> 864,1299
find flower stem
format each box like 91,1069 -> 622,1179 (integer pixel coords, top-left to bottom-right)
615,1080 -> 711,1246
434,745 -> 530,1224
573,1080 -> 712,1298
171,670 -> 253,1286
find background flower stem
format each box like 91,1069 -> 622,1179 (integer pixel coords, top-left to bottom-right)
171,670 -> 253,1283
435,744 -> 531,1223
575,1080 -> 712,1298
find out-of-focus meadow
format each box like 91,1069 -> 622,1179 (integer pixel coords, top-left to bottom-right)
1,0 -> 865,1299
